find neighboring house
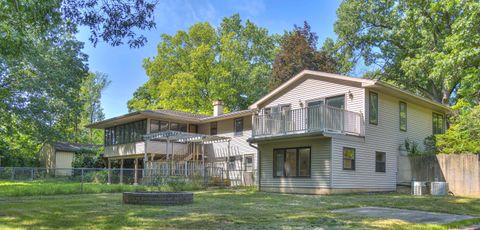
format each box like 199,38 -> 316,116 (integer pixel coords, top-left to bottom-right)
247,70 -> 450,194
86,101 -> 257,186
39,142 -> 100,176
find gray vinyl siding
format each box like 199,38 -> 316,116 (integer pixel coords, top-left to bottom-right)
199,116 -> 257,174
259,138 -> 331,188
330,89 -> 446,190
331,137 -> 396,189
260,75 -> 365,115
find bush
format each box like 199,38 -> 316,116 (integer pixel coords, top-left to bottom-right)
83,171 -> 108,183
403,138 -> 421,156
72,149 -> 104,168
436,102 -> 480,154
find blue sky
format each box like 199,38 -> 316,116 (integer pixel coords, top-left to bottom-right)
76,0 -> 343,119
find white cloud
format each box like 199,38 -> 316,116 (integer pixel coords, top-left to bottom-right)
154,0 -> 217,29
230,0 -> 266,16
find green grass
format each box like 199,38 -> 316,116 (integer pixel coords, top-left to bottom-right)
0,185 -> 479,229
0,179 -> 204,197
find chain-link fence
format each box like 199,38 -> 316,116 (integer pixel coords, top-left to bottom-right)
0,166 -> 256,197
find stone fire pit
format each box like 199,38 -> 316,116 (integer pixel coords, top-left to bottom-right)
123,192 -> 194,205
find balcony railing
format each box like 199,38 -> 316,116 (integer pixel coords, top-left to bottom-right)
252,104 -> 365,138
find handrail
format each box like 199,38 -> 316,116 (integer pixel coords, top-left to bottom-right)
252,104 -> 365,137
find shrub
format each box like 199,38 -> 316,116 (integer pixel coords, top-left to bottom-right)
403,138 -> 421,156
436,102 -> 480,154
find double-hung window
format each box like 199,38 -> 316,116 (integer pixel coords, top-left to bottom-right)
234,118 -> 243,136
432,113 -> 445,135
399,102 -> 407,131
369,92 -> 378,125
210,122 -> 218,135
343,147 -> 356,170
375,152 -> 386,173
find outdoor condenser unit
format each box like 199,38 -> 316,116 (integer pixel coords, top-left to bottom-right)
430,182 -> 448,196
412,181 -> 426,196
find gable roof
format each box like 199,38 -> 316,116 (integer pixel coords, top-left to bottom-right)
249,70 -> 451,112
52,142 -> 100,152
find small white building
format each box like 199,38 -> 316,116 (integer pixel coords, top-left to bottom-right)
39,142 -> 99,176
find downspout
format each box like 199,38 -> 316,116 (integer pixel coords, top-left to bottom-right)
249,142 -> 260,191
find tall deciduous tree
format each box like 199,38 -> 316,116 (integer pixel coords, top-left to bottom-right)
269,22 -> 338,91
0,0 -> 157,53
334,0 -> 480,105
79,72 -> 110,143
128,14 -> 277,114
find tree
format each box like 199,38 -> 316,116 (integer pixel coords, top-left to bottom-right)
0,34 -> 90,166
0,1 -> 117,166
0,0 -> 157,53
128,14 -> 277,114
334,0 -> 480,105
436,101 -> 480,154
269,22 -> 338,91
78,72 -> 110,143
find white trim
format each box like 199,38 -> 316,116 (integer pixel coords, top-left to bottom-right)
248,70 -> 450,113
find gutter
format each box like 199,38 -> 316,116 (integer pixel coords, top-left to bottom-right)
249,142 -> 261,192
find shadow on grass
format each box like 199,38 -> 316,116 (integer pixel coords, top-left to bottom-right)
0,190 -> 479,229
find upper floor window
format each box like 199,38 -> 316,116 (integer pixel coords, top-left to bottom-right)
343,147 -> 356,170
170,122 -> 179,131
189,124 -> 198,133
150,120 -> 185,133
234,118 -> 244,136
273,147 -> 311,177
210,122 -> 218,135
369,92 -> 378,125
399,101 -> 407,131
375,152 -> 386,173
432,113 -> 445,134
104,119 -> 147,146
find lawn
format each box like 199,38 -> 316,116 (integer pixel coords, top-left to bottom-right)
0,187 -> 479,229
0,179 -> 203,197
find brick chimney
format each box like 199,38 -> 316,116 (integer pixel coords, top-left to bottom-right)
212,100 -> 224,116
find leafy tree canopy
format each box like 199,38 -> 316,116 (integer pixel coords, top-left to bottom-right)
269,22 -> 338,91
128,14 -> 278,114
334,0 -> 480,105
436,100 -> 480,154
1,0 -> 157,53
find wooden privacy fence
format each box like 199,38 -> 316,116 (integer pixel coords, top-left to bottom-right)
399,154 -> 480,196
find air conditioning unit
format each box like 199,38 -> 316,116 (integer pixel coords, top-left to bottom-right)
430,182 -> 448,196
412,181 -> 426,196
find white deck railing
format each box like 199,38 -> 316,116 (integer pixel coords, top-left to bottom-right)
252,104 -> 365,138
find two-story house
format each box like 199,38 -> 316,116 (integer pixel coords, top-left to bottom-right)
87,100 -> 257,186
89,70 -> 449,192
247,70 -> 450,194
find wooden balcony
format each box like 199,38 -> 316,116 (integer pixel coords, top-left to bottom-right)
252,104 -> 365,140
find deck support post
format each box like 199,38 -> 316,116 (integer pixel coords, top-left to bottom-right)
201,140 -> 206,187
166,138 -> 170,175
134,158 -> 138,185
119,158 -> 124,184
226,140 -> 231,183
107,158 -> 111,184
143,140 -> 148,177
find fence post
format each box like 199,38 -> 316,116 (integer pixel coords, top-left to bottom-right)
30,168 -> 34,181
221,169 -> 224,188
184,161 -> 188,176
203,166 -> 208,188
81,168 -> 84,193
11,167 -> 15,180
